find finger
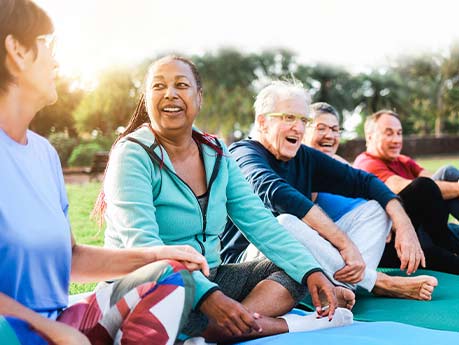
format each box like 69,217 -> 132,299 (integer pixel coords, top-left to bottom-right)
231,312 -> 256,335
224,320 -> 242,337
170,249 -> 206,265
406,250 -> 416,275
386,231 -> 393,243
200,259 -> 210,276
309,286 -> 323,315
179,258 -> 209,276
420,250 -> 426,268
334,265 -> 354,278
241,310 -> 262,333
398,248 -> 408,271
334,268 -> 363,283
178,250 -> 210,276
334,272 -> 361,284
323,288 -> 337,320
181,261 -> 200,272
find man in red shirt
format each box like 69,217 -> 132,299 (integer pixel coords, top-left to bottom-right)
354,110 -> 459,274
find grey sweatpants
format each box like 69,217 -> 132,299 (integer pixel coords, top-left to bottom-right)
243,200 -> 391,292
182,259 -> 307,336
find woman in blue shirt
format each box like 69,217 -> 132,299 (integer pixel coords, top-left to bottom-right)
0,1 -> 208,344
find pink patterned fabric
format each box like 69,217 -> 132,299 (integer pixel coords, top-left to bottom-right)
58,260 -> 194,345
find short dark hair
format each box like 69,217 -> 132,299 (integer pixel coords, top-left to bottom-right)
0,0 -> 54,92
310,102 -> 340,121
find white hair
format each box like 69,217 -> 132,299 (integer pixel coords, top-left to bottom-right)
252,80 -> 311,136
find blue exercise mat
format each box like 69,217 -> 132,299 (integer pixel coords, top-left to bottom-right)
235,319 -> 459,345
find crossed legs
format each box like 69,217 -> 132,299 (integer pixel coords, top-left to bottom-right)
277,201 -> 437,300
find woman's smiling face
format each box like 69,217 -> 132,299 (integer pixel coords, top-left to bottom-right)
304,113 -> 341,155
145,58 -> 202,133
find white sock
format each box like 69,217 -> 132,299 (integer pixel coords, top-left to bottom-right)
279,308 -> 353,333
183,337 -> 216,345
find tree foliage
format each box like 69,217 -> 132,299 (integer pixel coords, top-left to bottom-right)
37,44 -> 459,145
30,77 -> 82,137
73,67 -> 139,134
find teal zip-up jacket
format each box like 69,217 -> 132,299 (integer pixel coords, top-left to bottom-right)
104,126 -> 322,309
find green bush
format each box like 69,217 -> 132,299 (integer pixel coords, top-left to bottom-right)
93,131 -> 117,150
68,142 -> 105,167
48,132 -> 78,167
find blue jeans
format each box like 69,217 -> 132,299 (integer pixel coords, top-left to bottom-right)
432,165 -> 459,220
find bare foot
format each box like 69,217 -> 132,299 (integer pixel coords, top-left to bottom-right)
320,286 -> 356,310
372,272 -> 438,301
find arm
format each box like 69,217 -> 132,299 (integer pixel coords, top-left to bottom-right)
385,175 -> 413,194
70,234 -> 209,283
0,293 -> 90,345
333,154 -> 350,165
102,140 -> 215,307
230,142 -> 376,283
225,145 -> 322,283
302,206 -> 365,284
224,145 -> 350,315
420,169 -> 459,199
385,199 -> 425,274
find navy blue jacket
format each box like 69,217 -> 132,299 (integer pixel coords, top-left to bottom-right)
220,139 -> 397,263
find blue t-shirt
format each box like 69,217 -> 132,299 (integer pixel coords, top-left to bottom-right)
0,129 -> 71,318
315,193 -> 365,222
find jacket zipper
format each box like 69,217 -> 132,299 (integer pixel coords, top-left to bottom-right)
127,137 -> 222,255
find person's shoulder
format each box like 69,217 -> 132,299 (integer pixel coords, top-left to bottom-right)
354,151 -> 378,165
112,126 -> 157,163
119,126 -> 155,147
229,139 -> 264,154
28,129 -> 51,146
397,154 -> 415,164
29,130 -> 58,155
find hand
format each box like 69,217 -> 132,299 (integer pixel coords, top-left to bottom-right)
335,240 -> 365,284
394,224 -> 426,274
154,245 -> 210,276
199,290 -> 262,337
386,229 -> 393,243
306,271 -> 338,320
385,199 -> 426,275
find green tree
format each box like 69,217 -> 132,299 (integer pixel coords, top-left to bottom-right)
73,67 -> 139,134
30,76 -> 83,137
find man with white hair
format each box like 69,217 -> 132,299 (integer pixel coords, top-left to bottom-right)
221,81 -> 437,300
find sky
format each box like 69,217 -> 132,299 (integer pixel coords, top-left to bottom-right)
35,0 -> 459,81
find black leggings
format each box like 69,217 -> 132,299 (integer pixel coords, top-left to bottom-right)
380,177 -> 459,274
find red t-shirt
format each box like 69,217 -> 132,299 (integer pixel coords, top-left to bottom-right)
353,152 -> 424,182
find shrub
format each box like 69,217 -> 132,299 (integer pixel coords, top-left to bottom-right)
48,132 -> 78,167
68,142 -> 105,167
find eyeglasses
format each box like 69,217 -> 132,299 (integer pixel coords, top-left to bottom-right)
312,123 -> 343,135
36,34 -> 56,56
265,112 -> 312,126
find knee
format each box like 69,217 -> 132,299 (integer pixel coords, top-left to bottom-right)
439,165 -> 459,181
267,272 -> 308,302
362,200 -> 388,221
408,177 -> 441,199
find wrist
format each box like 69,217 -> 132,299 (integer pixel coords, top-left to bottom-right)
199,290 -> 222,313
306,271 -> 323,285
138,247 -> 158,265
333,232 -> 351,251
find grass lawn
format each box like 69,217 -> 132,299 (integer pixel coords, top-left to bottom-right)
416,155 -> 459,173
66,155 -> 459,294
67,182 -> 102,294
